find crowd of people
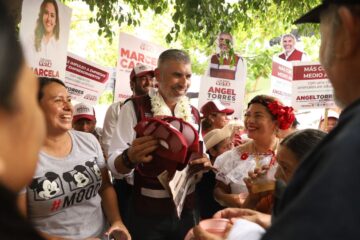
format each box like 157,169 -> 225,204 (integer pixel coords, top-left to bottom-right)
2,0 -> 360,240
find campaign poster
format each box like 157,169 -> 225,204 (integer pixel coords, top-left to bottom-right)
198,33 -> 247,120
292,62 -> 335,110
114,32 -> 165,102
197,66 -> 247,120
64,52 -> 110,105
198,77 -> 246,120
19,0 -> 72,80
270,57 -> 293,106
199,60 -> 246,119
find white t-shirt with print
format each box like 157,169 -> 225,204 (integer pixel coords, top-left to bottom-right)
25,130 -> 107,239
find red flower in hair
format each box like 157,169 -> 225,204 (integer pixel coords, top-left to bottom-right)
268,101 -> 295,130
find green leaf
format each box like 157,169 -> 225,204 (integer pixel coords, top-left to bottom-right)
155,6 -> 162,14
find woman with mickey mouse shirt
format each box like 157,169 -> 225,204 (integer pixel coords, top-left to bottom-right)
19,78 -> 130,240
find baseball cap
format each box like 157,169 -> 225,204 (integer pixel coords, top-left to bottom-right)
72,103 -> 96,123
204,124 -> 233,150
129,64 -> 155,81
294,0 -> 359,24
200,100 -> 234,118
320,109 -> 339,121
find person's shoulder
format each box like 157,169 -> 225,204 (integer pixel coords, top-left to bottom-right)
292,48 -> 306,57
111,101 -> 121,108
210,54 -> 219,61
234,53 -> 245,62
215,146 -> 239,163
234,53 -> 242,58
125,94 -> 150,105
71,129 -> 97,143
238,141 -> 252,153
214,147 -> 242,174
107,101 -> 122,112
190,103 -> 199,112
95,127 -> 103,136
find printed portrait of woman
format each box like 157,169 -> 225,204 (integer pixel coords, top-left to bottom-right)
34,0 -> 60,59
20,0 -> 72,80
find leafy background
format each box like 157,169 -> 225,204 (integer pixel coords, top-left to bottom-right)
61,0 -> 322,104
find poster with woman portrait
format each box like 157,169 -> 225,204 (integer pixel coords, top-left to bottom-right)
20,0 -> 72,80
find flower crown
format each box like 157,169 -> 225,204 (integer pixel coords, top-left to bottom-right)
267,101 -> 295,130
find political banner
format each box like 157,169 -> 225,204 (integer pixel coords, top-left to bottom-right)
20,0 -> 72,80
292,62 -> 335,110
270,57 -> 293,106
65,52 -> 110,105
114,32 -> 165,102
198,55 -> 247,120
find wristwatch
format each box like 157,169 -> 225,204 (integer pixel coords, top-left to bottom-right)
122,148 -> 137,169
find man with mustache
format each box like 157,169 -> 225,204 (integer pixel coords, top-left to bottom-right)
102,64 -> 155,229
102,64 -> 155,155
107,49 -> 211,240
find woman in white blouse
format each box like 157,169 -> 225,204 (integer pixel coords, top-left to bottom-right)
213,95 -> 295,208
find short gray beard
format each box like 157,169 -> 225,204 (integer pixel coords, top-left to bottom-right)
333,90 -> 346,109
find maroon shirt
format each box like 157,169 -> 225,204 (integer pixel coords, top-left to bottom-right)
278,49 -> 304,61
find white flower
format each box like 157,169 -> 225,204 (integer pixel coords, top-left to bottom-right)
150,90 -> 193,123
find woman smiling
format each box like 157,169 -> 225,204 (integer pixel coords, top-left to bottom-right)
213,95 -> 295,208
19,78 -> 130,240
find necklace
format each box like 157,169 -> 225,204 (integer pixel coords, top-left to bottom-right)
252,139 -> 279,168
150,90 -> 193,123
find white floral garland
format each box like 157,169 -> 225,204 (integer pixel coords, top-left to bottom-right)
150,90 -> 193,123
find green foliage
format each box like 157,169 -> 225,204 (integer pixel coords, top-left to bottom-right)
98,90 -> 114,104
65,0 -> 322,104
70,0 -> 321,44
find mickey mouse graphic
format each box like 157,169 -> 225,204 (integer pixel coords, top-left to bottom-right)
85,160 -> 102,181
63,165 -> 92,190
30,172 -> 63,200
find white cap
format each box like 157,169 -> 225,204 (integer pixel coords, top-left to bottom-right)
72,103 -> 96,123
130,64 -> 154,81
320,109 -> 339,121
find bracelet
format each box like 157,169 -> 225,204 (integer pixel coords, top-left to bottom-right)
122,148 -> 137,169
